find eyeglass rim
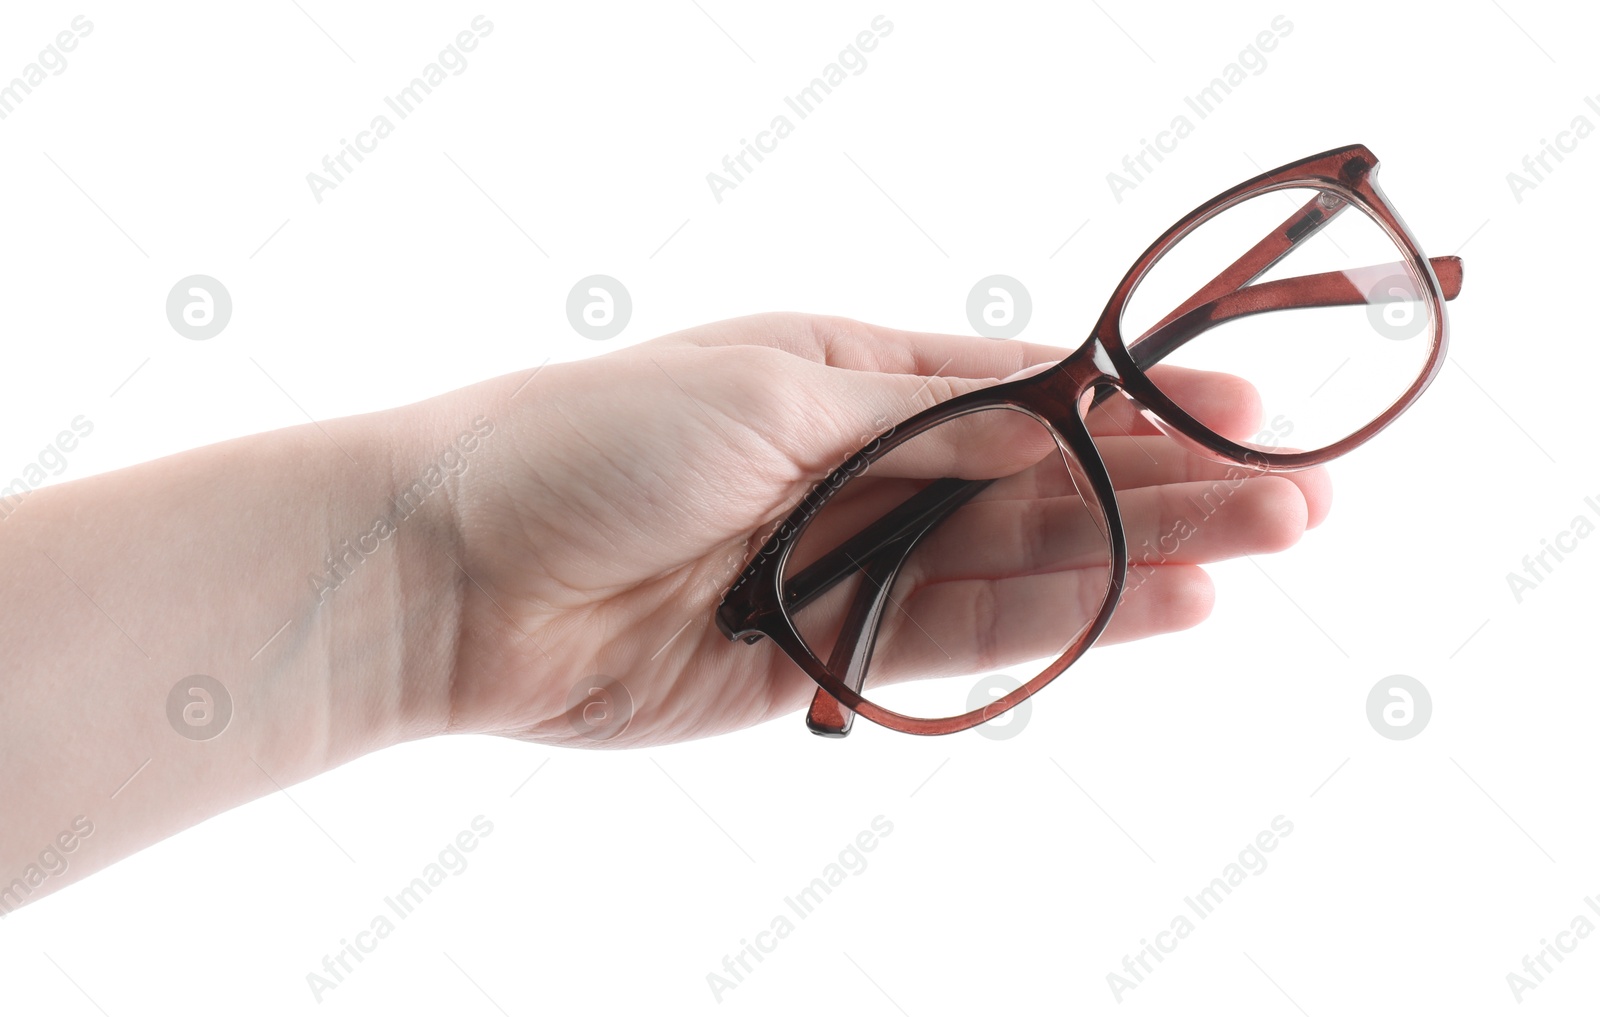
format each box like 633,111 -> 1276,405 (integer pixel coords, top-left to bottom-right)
1096,143 -> 1450,471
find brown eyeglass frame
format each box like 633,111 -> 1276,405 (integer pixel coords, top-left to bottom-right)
715,143 -> 1463,738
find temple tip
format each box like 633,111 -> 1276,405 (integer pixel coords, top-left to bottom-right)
806,688 -> 854,737
1430,255 -> 1463,299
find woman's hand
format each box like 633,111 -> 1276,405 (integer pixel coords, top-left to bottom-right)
0,311 -> 1330,905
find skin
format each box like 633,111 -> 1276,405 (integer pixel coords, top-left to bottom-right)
0,313 -> 1329,908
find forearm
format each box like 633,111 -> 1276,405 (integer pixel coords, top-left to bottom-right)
0,401 -> 466,908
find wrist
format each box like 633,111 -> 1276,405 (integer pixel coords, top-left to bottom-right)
395,365 -> 574,740
352,400 -> 486,746
236,408 -> 465,767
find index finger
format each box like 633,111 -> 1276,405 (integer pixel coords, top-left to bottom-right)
654,311 -> 1072,382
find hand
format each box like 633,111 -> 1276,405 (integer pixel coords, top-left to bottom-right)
434,313 -> 1331,747
0,311 -> 1331,901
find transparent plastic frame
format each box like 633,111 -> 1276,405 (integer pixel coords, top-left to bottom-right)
716,144 -> 1463,737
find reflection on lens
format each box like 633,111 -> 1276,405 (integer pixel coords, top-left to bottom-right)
1122,187 -> 1436,453
781,407 -> 1112,725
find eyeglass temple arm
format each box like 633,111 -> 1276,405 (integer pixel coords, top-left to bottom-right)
785,478 -> 993,735
803,523 -> 944,736
1129,254 -> 1463,366
1136,190 -> 1353,341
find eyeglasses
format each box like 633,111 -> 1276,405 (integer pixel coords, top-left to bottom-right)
715,144 -> 1463,738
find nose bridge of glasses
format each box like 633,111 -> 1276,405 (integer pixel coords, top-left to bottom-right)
1001,339 -> 1118,418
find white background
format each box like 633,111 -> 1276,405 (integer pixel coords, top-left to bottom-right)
1,1 -> 1594,1013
